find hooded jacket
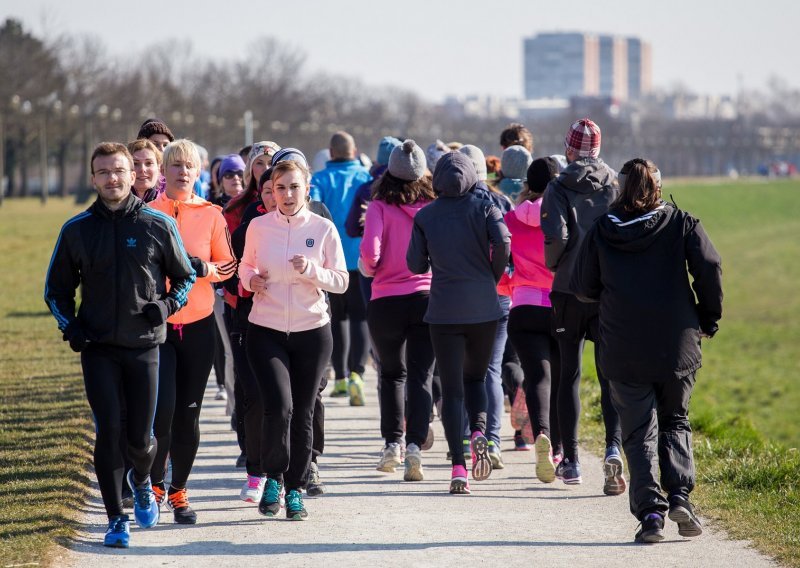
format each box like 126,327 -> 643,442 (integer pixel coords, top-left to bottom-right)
505,198 -> 554,307
571,202 -> 723,383
360,198 -> 432,300
407,153 -> 511,325
540,157 -> 618,293
149,191 -> 236,324
45,193 -> 195,348
239,205 -> 349,333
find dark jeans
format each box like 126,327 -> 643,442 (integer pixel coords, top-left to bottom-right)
82,343 -> 159,518
609,373 -> 696,520
429,320 -> 498,467
508,305 -> 561,448
329,270 -> 369,378
151,315 -> 216,488
367,293 -> 434,448
551,292 -> 621,462
246,323 -> 332,491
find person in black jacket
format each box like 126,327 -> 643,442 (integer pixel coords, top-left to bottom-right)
571,158 -> 722,543
407,152 -> 510,495
44,142 -> 195,548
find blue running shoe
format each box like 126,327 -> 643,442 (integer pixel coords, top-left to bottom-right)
126,469 -> 160,528
560,458 -> 583,485
259,478 -> 284,517
285,489 -> 308,520
603,445 -> 627,496
103,515 -> 130,548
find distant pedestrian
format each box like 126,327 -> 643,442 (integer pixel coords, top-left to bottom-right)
571,158 -> 722,543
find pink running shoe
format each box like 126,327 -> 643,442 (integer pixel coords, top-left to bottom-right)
449,465 -> 470,494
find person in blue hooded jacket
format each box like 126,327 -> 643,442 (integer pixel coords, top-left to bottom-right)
407,152 -> 510,495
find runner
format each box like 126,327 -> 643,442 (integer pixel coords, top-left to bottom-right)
44,142 -> 195,547
239,159 -> 347,520
147,139 -> 236,525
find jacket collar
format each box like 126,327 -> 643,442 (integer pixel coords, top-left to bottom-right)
275,202 -> 312,224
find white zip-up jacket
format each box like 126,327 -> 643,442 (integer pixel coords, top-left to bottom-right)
239,205 -> 348,333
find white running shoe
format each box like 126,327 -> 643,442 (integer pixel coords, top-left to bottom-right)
404,443 -> 424,481
376,443 -> 402,472
240,475 -> 266,503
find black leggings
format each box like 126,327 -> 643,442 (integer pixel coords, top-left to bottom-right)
82,344 -> 159,518
508,305 -> 561,448
247,323 -> 332,491
368,293 -> 435,448
151,314 -> 216,488
429,320 -> 497,467
329,270 -> 369,378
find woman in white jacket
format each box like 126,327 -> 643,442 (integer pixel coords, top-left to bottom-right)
239,160 -> 348,520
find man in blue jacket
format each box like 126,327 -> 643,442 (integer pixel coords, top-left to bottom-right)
45,142 -> 195,548
311,131 -> 372,406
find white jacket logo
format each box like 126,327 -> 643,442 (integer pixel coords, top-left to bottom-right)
305,238 -> 314,247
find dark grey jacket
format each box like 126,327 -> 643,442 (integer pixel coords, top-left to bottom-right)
407,153 -> 510,325
571,202 -> 723,382
540,157 -> 617,293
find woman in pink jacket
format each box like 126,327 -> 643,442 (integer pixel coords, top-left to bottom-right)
360,140 -> 436,482
506,157 -> 562,484
239,160 -> 348,520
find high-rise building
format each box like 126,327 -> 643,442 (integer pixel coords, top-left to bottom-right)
524,32 -> 651,102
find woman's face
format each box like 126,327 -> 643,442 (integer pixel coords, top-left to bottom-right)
131,149 -> 159,194
260,179 -> 277,212
163,154 -> 199,200
221,169 -> 244,198
273,169 -> 307,216
250,155 -> 270,184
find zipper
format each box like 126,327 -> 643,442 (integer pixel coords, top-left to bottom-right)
285,214 -> 291,337
112,218 -> 118,344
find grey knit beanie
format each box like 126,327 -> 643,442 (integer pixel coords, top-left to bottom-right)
388,140 -> 427,181
458,145 -> 488,181
501,145 -> 533,180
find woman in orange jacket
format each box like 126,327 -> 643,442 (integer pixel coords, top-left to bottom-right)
147,139 -> 236,524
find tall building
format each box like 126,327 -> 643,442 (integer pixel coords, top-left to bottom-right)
524,32 -> 651,102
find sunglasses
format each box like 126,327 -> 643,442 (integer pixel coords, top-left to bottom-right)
223,171 -> 244,180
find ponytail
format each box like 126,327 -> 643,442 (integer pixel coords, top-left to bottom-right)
612,158 -> 662,214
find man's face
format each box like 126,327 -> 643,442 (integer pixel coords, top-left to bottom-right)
149,134 -> 171,152
91,153 -> 134,206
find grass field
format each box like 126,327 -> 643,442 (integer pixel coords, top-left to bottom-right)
1,180 -> 799,565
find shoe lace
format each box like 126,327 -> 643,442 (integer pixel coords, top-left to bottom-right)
134,485 -> 154,509
168,488 -> 190,509
265,479 -> 281,502
109,516 -> 127,532
286,490 -> 303,512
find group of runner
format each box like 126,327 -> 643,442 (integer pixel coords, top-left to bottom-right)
45,115 -> 722,548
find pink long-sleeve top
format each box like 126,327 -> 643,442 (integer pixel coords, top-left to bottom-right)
505,198 -> 554,307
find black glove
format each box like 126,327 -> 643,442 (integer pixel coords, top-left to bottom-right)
188,256 -> 209,278
143,300 -> 170,326
62,322 -> 90,353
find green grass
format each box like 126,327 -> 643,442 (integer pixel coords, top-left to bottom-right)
578,178 -> 800,566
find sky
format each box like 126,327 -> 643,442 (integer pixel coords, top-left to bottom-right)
4,0 -> 799,103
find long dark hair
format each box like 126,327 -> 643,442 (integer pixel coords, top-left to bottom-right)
612,158 -> 662,214
371,171 -> 435,206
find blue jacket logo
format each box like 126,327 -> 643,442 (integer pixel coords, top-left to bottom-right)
126,237 -> 137,248
305,238 -> 314,247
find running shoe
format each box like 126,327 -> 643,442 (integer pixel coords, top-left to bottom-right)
488,441 -> 505,470
151,482 -> 166,509
470,431 -> 492,481
449,464 -> 470,495
240,475 -> 266,503
330,378 -> 348,398
103,515 -> 130,548
513,432 -> 531,451
215,386 -> 227,401
285,489 -> 308,520
166,487 -> 197,524
348,372 -> 365,406
560,458 -> 582,485
534,433 -> 556,483
376,443 -> 402,473
121,485 -> 134,509
126,469 -> 159,528
668,495 -> 703,537
259,478 -> 284,516
421,424 -> 435,451
306,462 -> 325,497
603,445 -> 627,496
635,513 -> 665,543
403,443 -> 424,481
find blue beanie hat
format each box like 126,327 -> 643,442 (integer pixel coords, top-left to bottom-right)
217,154 -> 246,183
376,136 -> 402,166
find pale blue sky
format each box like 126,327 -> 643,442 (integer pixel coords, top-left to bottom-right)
4,0 -> 798,102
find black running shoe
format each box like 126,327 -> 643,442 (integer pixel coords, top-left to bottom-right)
635,513 -> 665,543
669,495 -> 703,537
259,478 -> 283,517
285,489 -> 308,520
305,462 -> 324,497
166,487 -> 197,525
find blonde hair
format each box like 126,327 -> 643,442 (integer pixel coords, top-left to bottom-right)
162,139 -> 200,169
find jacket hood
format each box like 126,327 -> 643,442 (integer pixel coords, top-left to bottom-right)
556,157 -> 616,195
398,200 -> 431,218
512,198 -> 542,228
597,201 -> 676,252
432,152 -> 478,197
155,191 -> 222,211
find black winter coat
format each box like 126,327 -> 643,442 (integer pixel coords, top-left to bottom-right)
570,202 -> 723,383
